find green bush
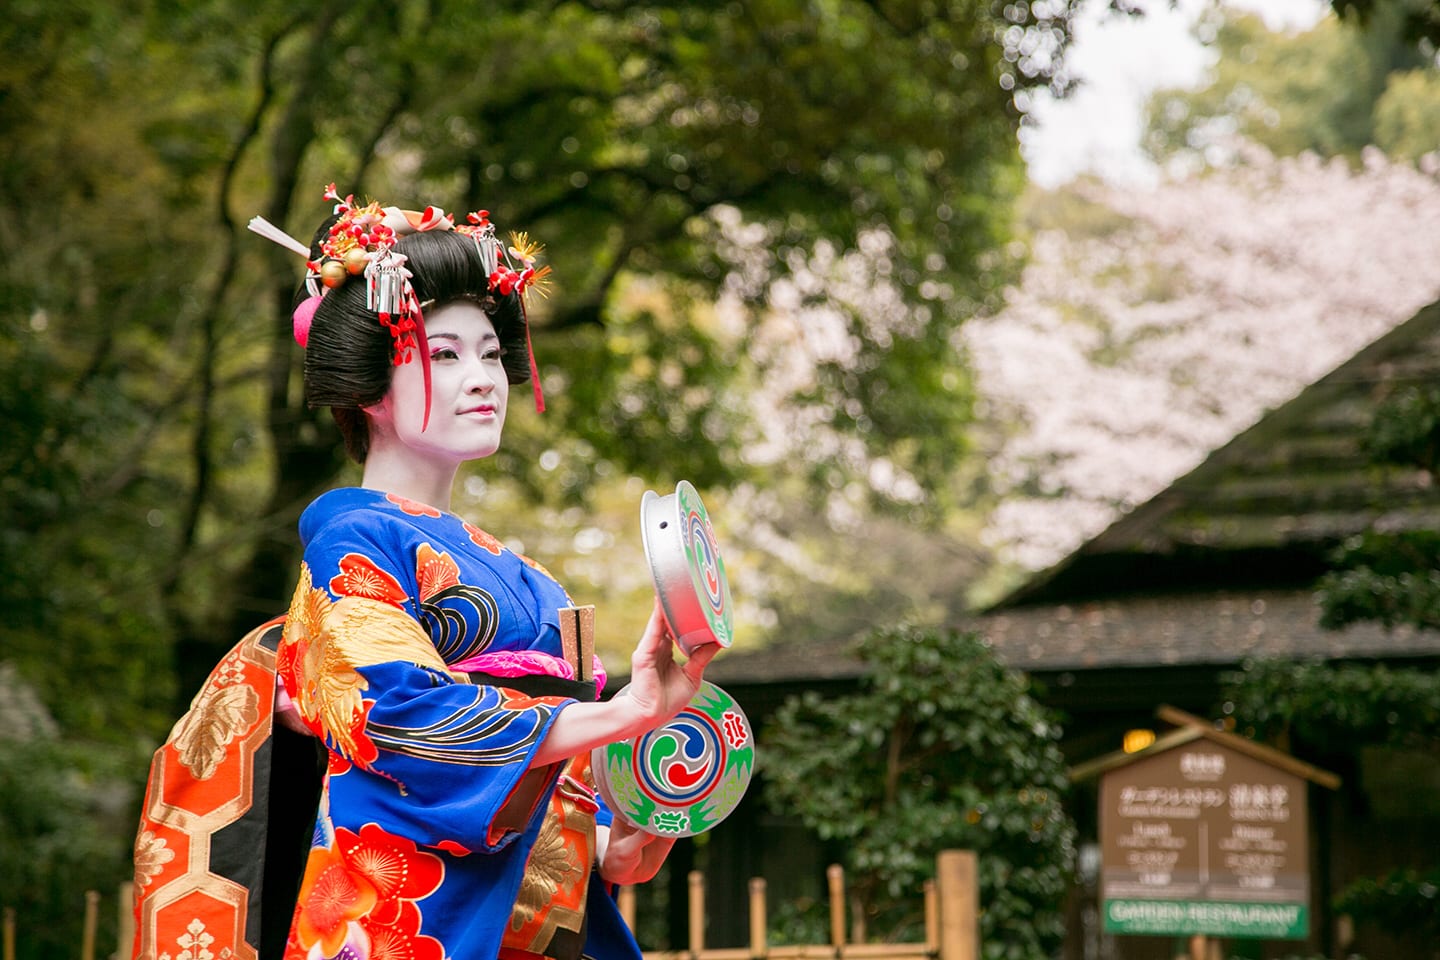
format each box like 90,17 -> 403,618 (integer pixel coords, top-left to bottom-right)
762,624 -> 1075,959
0,737 -> 141,960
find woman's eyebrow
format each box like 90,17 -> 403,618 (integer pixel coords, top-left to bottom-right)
427,331 -> 498,342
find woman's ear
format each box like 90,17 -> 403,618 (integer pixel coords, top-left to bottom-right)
362,395 -> 392,425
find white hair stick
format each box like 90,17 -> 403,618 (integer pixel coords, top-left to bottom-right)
247,216 -> 311,258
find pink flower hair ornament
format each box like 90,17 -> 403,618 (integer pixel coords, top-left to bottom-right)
247,183 -> 549,425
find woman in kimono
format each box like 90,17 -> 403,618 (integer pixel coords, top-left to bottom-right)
132,187 -> 713,960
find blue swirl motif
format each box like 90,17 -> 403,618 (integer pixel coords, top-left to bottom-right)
686,512 -> 725,616
634,710 -> 723,806
366,684 -> 555,765
420,584 -> 499,662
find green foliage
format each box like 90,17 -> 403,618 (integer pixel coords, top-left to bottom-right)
1335,866 -> 1440,946
1143,5 -> 1435,166
0,737 -> 143,960
1375,66 -> 1440,159
0,314 -> 178,742
1221,658 -> 1440,951
1317,531 -> 1440,631
766,896 -> 832,946
1330,0 -> 1440,51
1364,384 -> 1440,473
544,290 -> 750,495
1317,385 -> 1440,629
762,624 -> 1075,958
1220,658 -> 1440,752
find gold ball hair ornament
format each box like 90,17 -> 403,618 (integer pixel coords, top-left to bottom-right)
247,183 -> 552,426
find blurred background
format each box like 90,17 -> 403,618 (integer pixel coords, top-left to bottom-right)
3,1 -> 1438,958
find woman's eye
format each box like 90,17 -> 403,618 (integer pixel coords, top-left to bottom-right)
431,347 -> 459,361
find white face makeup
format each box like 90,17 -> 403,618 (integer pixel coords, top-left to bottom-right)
369,301 -> 510,468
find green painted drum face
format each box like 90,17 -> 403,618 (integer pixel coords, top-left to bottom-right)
592,681 -> 755,837
677,481 -> 733,647
641,480 -> 734,655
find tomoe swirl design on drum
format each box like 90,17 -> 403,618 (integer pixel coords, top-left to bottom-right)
632,707 -> 724,807
592,681 -> 754,837
687,510 -> 726,618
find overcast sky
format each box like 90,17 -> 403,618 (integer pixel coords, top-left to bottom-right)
1022,0 -> 1330,187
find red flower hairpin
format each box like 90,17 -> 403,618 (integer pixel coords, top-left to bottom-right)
247,183 -> 550,418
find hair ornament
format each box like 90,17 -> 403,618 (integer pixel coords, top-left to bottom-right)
247,183 -> 549,416
246,216 -> 311,258
292,294 -> 322,348
455,211 -> 548,410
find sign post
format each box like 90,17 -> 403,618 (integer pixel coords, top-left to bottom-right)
1101,739 -> 1309,938
1073,707 -> 1340,951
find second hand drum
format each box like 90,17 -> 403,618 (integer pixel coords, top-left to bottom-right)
592,481 -> 754,837
640,480 -> 734,655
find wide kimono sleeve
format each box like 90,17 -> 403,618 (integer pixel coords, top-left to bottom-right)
276,505 -> 569,856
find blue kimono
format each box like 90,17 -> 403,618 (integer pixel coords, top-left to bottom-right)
275,487 -> 639,960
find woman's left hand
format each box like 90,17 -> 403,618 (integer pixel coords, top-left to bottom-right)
597,819 -> 677,886
530,599 -> 719,768
623,598 -> 719,729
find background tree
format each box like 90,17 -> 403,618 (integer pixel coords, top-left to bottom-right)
762,624 -> 1076,960
1220,657 -> 1440,952
1,1 -> 1078,956
1142,0 -> 1440,169
0,736 -> 139,960
1142,5 -> 1440,168
1,0 -> 1078,732
961,144 -> 1440,578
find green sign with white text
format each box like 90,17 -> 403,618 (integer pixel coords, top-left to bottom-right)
1105,899 -> 1308,939
1099,739 -> 1312,940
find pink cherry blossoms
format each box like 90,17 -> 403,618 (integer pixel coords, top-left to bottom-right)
964,142 -> 1440,570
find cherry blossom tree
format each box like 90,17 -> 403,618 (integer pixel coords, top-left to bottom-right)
963,141 -> 1440,570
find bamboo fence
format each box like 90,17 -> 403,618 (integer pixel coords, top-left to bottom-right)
618,849 -> 978,960
4,850 -> 978,960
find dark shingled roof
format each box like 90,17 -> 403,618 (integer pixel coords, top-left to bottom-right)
709,299 -> 1440,687
977,589 -> 1440,671
707,589 -> 1440,685
1002,299 -> 1440,608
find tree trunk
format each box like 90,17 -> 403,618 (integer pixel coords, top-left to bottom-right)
171,4 -> 350,704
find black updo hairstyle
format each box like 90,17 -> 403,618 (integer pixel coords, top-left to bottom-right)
298,215 -> 532,462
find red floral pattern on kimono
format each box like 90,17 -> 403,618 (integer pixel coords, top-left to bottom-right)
329,553 -> 409,606
463,520 -> 505,556
386,493 -> 442,518
271,487 -> 638,960
291,823 -> 445,960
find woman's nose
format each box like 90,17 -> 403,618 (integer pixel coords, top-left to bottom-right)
465,359 -> 497,393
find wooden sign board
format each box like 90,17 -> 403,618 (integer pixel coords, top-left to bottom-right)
1099,738 -> 1309,939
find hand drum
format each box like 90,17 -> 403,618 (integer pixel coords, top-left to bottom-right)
592,681 -> 754,837
640,480 -> 734,656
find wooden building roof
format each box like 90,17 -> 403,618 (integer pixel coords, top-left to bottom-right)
1069,705 -> 1341,788
1002,299 -> 1440,608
